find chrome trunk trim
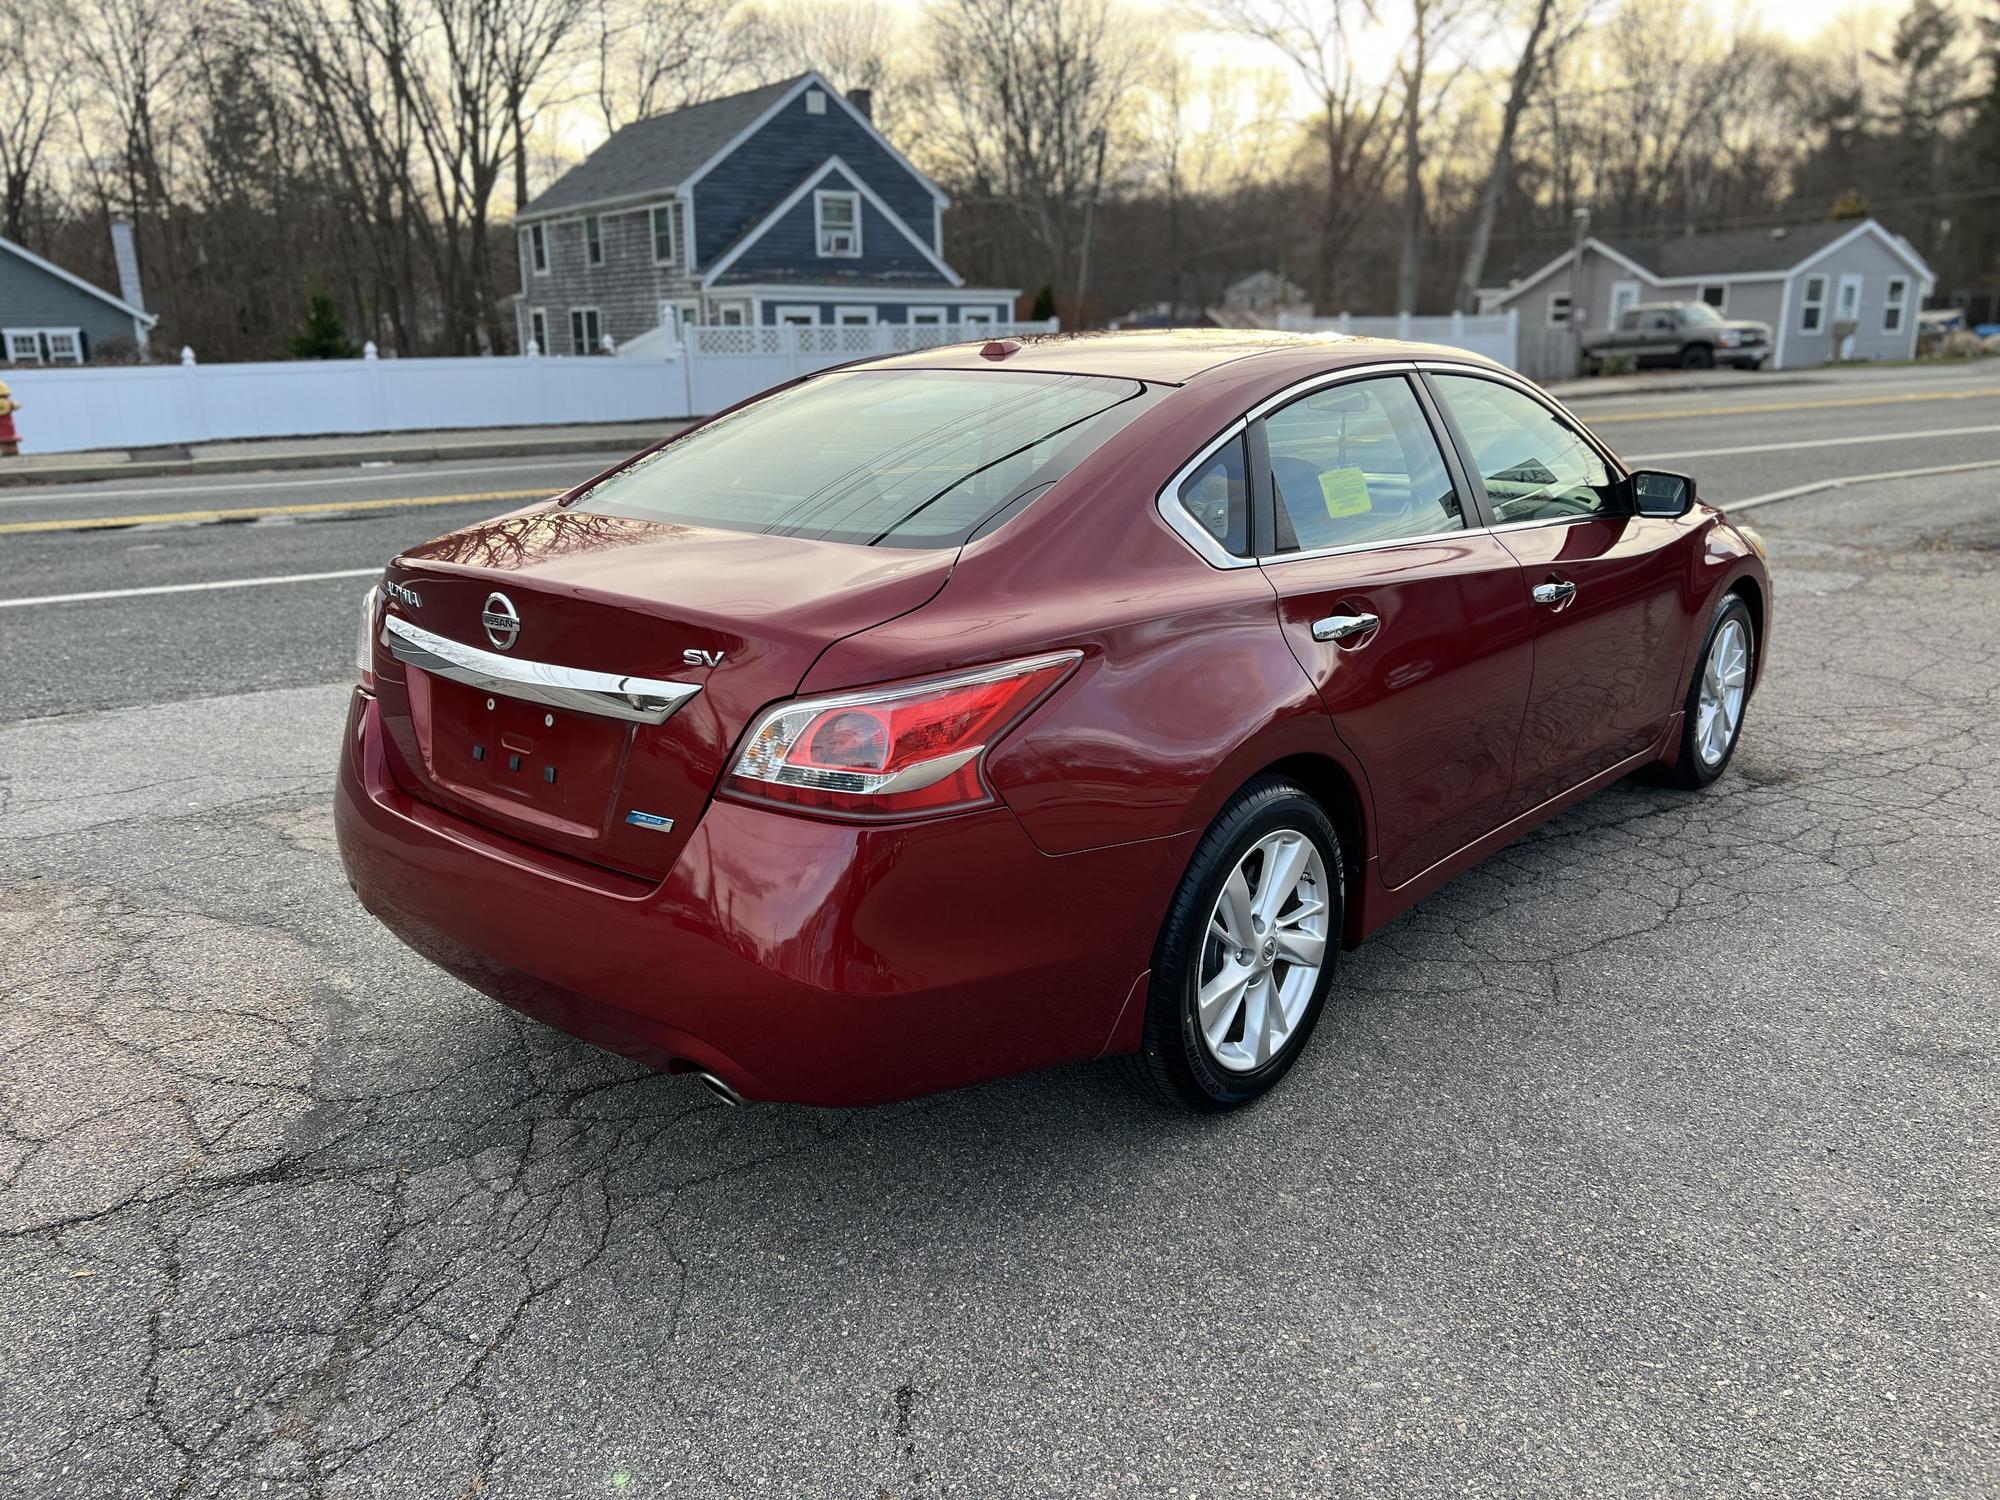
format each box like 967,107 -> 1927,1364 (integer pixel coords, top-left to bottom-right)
383,614 -> 702,725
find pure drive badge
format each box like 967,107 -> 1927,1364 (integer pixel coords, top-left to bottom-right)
625,810 -> 675,832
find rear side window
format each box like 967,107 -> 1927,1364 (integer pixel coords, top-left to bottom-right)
1176,435 -> 1250,556
1264,376 -> 1462,553
568,369 -> 1151,547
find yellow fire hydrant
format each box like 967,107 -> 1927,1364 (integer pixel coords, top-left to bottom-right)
0,380 -> 20,457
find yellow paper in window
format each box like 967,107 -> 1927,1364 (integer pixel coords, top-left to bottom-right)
1318,466 -> 1372,519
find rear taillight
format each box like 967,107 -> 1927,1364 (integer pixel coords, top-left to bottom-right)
356,585 -> 381,692
724,651 -> 1081,819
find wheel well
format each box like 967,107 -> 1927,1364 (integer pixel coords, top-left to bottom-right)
1727,575 -> 1766,683
1265,752 -> 1366,883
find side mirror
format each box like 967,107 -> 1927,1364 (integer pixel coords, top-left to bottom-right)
1628,469 -> 1695,519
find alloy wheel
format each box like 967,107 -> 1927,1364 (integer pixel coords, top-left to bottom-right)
1695,616 -> 1749,767
1196,829 -> 1330,1072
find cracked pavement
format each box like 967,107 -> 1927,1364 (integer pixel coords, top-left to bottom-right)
2,474 -> 1997,1497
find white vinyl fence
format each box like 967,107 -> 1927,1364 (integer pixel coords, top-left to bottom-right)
0,320 -> 1061,455
1276,309 -> 1520,371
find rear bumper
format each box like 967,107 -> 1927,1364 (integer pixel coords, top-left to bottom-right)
334,691 -> 1178,1106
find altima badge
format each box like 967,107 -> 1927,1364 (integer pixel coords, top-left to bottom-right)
383,579 -> 422,609
482,592 -> 521,650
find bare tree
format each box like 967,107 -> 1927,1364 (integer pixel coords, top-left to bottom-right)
1205,0 -> 1396,308
590,0 -> 754,132
0,1 -> 78,242
1388,0 -> 1477,312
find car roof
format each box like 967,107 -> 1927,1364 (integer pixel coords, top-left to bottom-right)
856,328 -> 1510,385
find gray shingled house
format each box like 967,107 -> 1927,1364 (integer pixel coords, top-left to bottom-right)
1,233 -> 156,364
514,71 -> 1018,354
1477,218 -> 1935,372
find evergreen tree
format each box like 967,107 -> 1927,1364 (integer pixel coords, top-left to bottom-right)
289,282 -> 357,359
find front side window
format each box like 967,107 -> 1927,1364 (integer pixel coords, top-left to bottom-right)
1678,303 -> 1721,325
1177,436 -> 1249,557
1801,275 -> 1827,333
1264,376 -> 1462,554
1884,276 -> 1909,333
1618,309 -> 1640,332
569,307 -> 600,354
528,308 -> 547,353
585,215 -> 604,267
817,191 -> 860,257
1434,374 -> 1614,524
651,205 -> 674,265
569,369 -> 1155,548
529,223 -> 548,274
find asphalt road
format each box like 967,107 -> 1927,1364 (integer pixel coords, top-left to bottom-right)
1,367 -> 1996,1496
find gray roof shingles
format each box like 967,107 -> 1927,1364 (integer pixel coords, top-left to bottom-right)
519,75 -> 809,220
1494,220 -> 1867,287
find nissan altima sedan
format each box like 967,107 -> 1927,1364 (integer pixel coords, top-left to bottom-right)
335,330 -> 1768,1111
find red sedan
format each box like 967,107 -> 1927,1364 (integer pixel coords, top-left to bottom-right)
336,331 -> 1768,1111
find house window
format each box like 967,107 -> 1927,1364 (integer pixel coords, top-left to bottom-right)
816,190 -> 860,258
1800,275 -> 1827,333
961,309 -> 995,327
805,89 -> 826,115
836,307 -> 875,326
1609,280 -> 1641,323
585,215 -> 604,267
569,307 -> 601,354
1546,293 -> 1571,328
776,306 -> 818,326
909,307 -> 946,326
1883,277 -> 1909,333
529,223 -> 548,275
651,205 -> 674,266
718,304 -> 746,326
1699,284 -> 1727,310
3,327 -> 83,364
528,309 -> 547,354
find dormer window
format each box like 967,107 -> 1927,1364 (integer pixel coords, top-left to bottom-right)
816,190 -> 860,258
805,89 -> 827,115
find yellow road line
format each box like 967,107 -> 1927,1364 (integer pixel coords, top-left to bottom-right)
0,486 -> 551,536
1588,387 -> 2000,424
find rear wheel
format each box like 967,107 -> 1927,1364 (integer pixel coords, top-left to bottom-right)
1664,594 -> 1755,788
1680,343 -> 1715,369
1118,777 -> 1342,1111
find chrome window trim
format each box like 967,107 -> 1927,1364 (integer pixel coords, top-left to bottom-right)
1153,358 -> 1628,573
384,614 -> 703,725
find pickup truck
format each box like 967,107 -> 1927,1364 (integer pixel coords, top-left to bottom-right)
1582,301 -> 1772,372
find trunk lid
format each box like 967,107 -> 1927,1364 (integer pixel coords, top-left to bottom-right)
370,506 -> 953,879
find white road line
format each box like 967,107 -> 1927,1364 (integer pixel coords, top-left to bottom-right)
0,455 -> 625,507
1628,423 -> 2000,462
0,567 -> 380,610
1729,456 -> 2000,512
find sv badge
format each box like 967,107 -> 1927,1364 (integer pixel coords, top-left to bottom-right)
682,649 -> 726,669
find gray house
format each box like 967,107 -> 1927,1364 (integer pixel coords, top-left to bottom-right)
1,233 -> 156,364
1477,218 -> 1935,371
515,71 -> 1017,353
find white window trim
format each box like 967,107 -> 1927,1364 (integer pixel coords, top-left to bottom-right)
650,205 -> 676,267
1609,279 -> 1642,323
909,306 -> 946,325
1546,293 -> 1571,328
716,301 -> 748,326
834,306 -> 877,325
775,305 -> 819,326
1835,272 -> 1863,326
960,308 -> 996,326
3,326 -> 84,365
1883,276 -> 1909,334
1698,284 -> 1727,310
805,88 -> 827,115
584,215 -> 604,268
528,308 -> 548,354
568,306 -> 602,355
1800,274 -> 1828,333
815,189 -> 861,259
529,223 -> 549,276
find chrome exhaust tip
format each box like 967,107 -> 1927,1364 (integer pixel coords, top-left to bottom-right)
695,1070 -> 747,1108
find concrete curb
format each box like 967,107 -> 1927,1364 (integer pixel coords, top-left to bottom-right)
1727,456 -> 2000,514
0,427 -> 684,489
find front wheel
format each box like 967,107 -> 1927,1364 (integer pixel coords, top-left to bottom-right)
1118,776 -> 1342,1111
1681,343 -> 1715,369
1664,594 -> 1756,788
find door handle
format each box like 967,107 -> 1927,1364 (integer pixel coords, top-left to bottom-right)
1312,612 -> 1380,643
1531,580 -> 1577,607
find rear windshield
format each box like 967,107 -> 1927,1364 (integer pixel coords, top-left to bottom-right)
567,369 -> 1154,547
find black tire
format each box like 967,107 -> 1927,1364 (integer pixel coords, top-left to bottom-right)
1680,343 -> 1715,369
1662,594 -> 1756,789
1117,776 -> 1342,1112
